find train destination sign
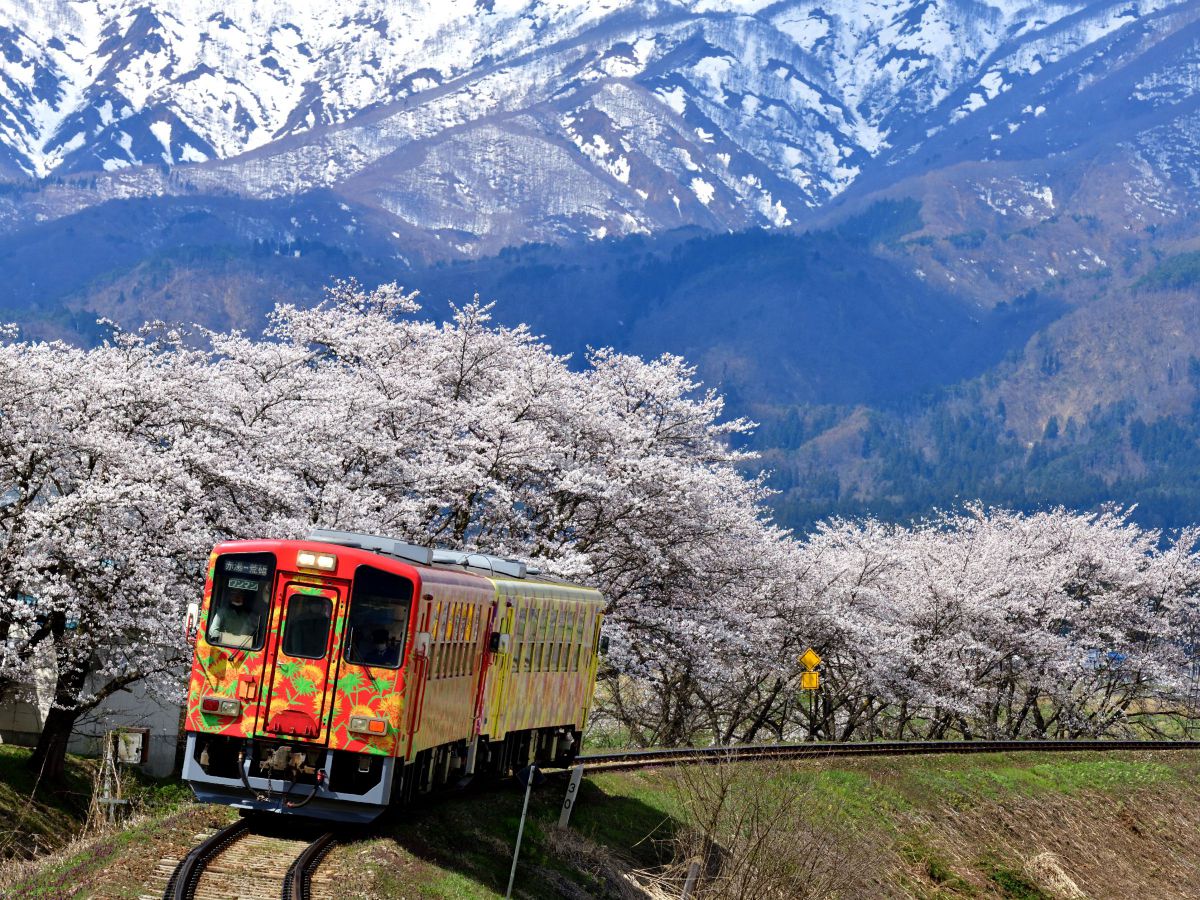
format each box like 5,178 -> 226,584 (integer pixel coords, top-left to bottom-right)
224,559 -> 271,577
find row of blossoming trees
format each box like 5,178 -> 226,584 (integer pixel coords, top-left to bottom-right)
0,282 -> 1197,777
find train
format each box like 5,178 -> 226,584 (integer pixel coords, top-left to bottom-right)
180,529 -> 606,822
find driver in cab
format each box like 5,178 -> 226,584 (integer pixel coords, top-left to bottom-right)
355,627 -> 398,666
209,587 -> 260,649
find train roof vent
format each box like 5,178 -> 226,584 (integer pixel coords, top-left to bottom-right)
308,529 -> 433,566
431,550 -> 527,579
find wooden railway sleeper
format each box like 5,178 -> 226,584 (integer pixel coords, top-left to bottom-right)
162,819 -> 250,900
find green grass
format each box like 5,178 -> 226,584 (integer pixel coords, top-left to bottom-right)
350,751 -> 1200,896
7,747 -> 1200,897
983,857 -> 1052,900
0,744 -> 95,860
899,838 -> 977,897
0,743 -> 203,899
796,768 -> 913,823
901,754 -> 1174,803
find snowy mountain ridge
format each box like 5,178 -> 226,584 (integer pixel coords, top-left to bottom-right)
1,0 -> 1199,255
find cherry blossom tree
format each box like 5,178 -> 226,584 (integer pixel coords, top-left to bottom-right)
0,329 -> 223,777
4,280 -> 1200,777
760,506 -> 1200,743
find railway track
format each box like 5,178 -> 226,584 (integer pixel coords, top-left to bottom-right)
137,738 -> 1197,898
155,818 -> 335,900
576,738 -> 1200,772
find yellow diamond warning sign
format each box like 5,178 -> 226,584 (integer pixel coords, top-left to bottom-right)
799,647 -> 822,671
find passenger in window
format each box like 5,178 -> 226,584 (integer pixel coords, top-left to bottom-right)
210,588 -> 259,649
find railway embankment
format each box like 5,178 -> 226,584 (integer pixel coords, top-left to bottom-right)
3,747 -> 1200,898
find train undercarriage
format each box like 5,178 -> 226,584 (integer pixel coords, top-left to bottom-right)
184,726 -> 582,822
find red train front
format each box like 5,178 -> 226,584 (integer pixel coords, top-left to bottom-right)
181,530 -> 605,822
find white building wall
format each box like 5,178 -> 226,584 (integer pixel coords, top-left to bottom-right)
69,676 -> 186,777
0,641 -> 186,778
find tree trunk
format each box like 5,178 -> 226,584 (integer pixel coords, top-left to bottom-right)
27,705 -> 80,781
28,611 -> 88,782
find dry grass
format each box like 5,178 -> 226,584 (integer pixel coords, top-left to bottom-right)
655,758 -> 887,899
894,781 -> 1200,898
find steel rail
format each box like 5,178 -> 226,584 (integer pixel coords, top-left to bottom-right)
281,832 -> 337,900
162,817 -> 250,900
575,738 -> 1200,771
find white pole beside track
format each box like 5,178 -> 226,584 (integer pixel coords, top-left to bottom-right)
506,765 -> 537,900
681,858 -> 701,898
557,764 -> 584,829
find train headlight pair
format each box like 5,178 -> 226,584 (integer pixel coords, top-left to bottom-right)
348,715 -> 388,736
200,696 -> 241,717
297,550 -> 338,572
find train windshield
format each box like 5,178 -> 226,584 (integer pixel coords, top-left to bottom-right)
344,566 -> 413,668
206,553 -> 274,650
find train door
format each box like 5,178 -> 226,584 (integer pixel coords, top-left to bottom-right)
478,594 -> 513,738
404,593 -> 433,759
255,579 -> 344,744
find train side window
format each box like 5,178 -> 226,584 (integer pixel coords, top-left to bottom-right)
206,552 -> 274,651
562,607 -> 574,671
513,607 -> 527,672
576,608 -> 589,671
521,605 -> 532,673
530,604 -> 542,672
563,607 -> 576,671
451,603 -> 462,676
465,604 -> 476,675
434,603 -> 445,678
557,606 -> 569,671
537,602 -> 549,672
344,566 -> 413,669
551,605 -> 564,670
455,603 -> 466,676
439,603 -> 452,678
567,607 -> 577,671
536,604 -> 548,672
428,601 -> 441,677
548,604 -> 561,671
445,602 -> 455,677
460,604 -> 469,676
574,608 -> 586,670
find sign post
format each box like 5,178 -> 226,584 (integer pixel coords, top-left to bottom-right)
798,648 -> 822,741
506,765 -> 537,900
558,764 -> 585,829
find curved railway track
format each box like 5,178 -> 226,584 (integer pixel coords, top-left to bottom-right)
160,818 -> 335,900
143,738 -> 1200,898
576,738 -> 1200,772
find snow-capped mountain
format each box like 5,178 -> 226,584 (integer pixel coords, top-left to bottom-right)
0,0 -> 1199,255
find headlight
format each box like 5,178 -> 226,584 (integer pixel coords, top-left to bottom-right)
200,696 -> 241,717
348,715 -> 388,736
297,550 -> 338,571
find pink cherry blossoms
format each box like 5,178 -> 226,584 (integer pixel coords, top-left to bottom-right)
0,282 -> 1197,764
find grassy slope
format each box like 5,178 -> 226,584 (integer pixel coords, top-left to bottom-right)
347,751 -> 1200,899
0,744 -> 96,861
0,744 -> 198,899
5,749 -> 1200,898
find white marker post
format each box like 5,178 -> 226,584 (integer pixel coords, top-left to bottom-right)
557,764 -> 585,829
505,765 -> 537,900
